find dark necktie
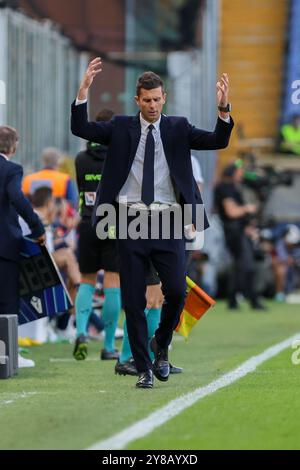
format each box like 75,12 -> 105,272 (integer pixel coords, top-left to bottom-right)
141,124 -> 155,206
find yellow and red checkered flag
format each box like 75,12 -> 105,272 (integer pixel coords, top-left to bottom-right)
175,276 -> 216,339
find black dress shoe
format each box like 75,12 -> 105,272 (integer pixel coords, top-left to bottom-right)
228,301 -> 240,311
169,363 -> 183,374
251,301 -> 268,311
115,358 -> 138,376
150,336 -> 170,382
136,370 -> 153,389
101,349 -> 119,360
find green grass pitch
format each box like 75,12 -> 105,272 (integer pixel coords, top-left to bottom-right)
1,301 -> 300,450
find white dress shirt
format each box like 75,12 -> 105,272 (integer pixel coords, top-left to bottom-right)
0,152 -> 9,161
118,113 -> 177,205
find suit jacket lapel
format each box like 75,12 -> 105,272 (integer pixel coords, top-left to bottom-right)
128,113 -> 141,171
160,114 -> 180,201
160,114 -> 173,168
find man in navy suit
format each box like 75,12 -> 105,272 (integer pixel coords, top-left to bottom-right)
0,126 -> 45,319
71,58 -> 234,388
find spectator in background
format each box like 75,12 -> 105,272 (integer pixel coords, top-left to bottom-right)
53,198 -> 80,253
58,153 -> 77,181
30,187 -> 80,305
280,114 -> 300,156
29,186 -> 80,341
272,224 -> 300,302
214,163 -> 267,310
29,187 -> 56,252
22,147 -> 78,208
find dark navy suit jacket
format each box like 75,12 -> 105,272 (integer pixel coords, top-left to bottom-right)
71,102 -> 234,231
0,155 -> 45,261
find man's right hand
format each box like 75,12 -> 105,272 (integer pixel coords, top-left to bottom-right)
33,234 -> 46,246
77,57 -> 102,100
146,284 -> 164,310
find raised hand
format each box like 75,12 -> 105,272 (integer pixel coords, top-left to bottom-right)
77,57 -> 102,100
216,73 -> 229,107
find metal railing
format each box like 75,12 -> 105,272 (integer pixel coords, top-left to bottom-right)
0,8 -> 88,171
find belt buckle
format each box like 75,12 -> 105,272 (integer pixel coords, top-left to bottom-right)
146,207 -> 153,217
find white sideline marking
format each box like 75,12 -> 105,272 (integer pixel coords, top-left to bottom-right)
88,332 -> 300,450
0,392 -> 38,407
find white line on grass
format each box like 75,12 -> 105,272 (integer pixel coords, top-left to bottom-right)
0,392 -> 38,407
88,332 -> 300,450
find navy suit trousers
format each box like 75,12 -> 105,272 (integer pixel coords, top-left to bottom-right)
0,257 -> 20,316
117,210 -> 187,373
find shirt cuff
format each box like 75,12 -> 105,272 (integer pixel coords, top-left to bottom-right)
75,98 -> 87,106
219,115 -> 231,123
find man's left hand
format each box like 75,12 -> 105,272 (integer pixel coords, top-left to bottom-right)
217,73 -> 230,119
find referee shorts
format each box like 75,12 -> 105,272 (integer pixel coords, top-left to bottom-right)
78,221 -> 160,286
78,221 -> 119,274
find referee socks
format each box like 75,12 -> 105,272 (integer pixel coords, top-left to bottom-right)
75,283 -> 95,337
102,288 -> 121,353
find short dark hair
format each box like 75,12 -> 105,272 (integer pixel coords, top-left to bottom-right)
0,125 -> 19,155
95,109 -> 114,122
31,187 -> 53,208
136,71 -> 164,96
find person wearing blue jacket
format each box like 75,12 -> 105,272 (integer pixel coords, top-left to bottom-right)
0,125 -> 45,319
